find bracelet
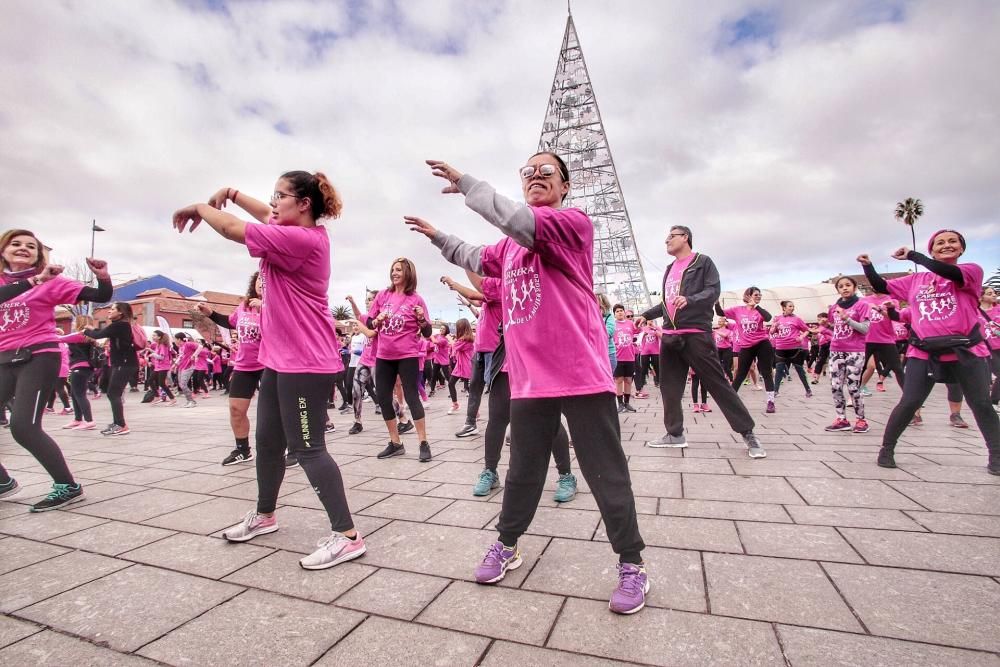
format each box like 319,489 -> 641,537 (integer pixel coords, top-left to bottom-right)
232,189 -> 239,202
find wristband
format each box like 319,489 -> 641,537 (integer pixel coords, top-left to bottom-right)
232,189 -> 239,203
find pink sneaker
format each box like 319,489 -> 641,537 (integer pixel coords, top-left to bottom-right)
634,391 -> 649,399
72,421 -> 97,430
224,510 -> 278,542
691,404 -> 703,413
61,420 -> 82,429
43,407 -> 54,414
58,407 -> 73,416
701,403 -> 712,413
299,532 -> 366,570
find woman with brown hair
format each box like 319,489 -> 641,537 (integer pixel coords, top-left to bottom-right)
447,317 -> 475,414
58,315 -> 101,429
84,301 -> 140,436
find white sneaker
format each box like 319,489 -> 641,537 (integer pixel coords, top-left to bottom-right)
183,400 -> 197,408
299,532 -> 366,570
646,433 -> 688,448
447,403 -> 460,415
223,510 -> 278,542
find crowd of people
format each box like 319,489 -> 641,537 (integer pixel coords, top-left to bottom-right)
0,153 -> 998,616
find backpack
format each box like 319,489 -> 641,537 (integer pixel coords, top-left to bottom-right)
131,324 -> 148,351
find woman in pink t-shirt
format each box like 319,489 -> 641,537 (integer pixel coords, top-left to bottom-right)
447,318 -> 475,415
0,229 -> 113,510
822,276 -> 872,433
635,322 -> 661,397
770,300 -> 813,399
406,152 -> 646,615
429,324 -> 452,396
713,317 -> 735,382
860,231 -> 999,474
716,287 -> 777,413
365,258 -> 434,461
146,330 -> 176,405
980,287 -> 999,406
173,170 -> 365,570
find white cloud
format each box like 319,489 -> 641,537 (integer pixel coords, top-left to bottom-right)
1,0 -> 996,324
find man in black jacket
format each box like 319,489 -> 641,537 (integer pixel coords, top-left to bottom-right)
637,226 -> 765,458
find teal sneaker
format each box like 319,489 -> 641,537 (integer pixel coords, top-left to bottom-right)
30,483 -> 84,512
553,473 -> 577,503
473,469 -> 500,496
859,387 -> 873,397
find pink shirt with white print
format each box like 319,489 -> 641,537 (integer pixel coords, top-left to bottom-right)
358,334 -> 377,367
431,333 -> 451,365
194,347 -> 210,371
827,300 -> 870,353
984,305 -> 1000,351
862,295 -> 897,345
245,222 -> 343,374
713,327 -> 732,349
771,314 -> 809,350
366,290 -> 430,361
0,274 -> 86,353
893,321 -> 909,341
228,303 -> 263,371
724,305 -> 770,347
613,319 -> 639,362
452,339 -> 474,379
639,325 -> 661,355
474,277 -> 502,353
58,342 -> 69,378
661,254 -> 702,335
480,206 -> 614,399
152,342 -> 173,372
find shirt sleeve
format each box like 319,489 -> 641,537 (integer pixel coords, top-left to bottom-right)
531,207 -> 592,274
245,223 -> 313,273
480,239 -> 508,279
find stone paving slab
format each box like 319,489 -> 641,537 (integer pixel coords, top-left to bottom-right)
2,383 -> 998,664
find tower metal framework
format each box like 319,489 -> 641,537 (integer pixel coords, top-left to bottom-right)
537,11 -> 651,312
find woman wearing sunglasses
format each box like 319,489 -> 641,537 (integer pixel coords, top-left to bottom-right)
172,172 -> 365,571
406,153 -> 648,615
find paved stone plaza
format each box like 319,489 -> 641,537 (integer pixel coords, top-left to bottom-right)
1,381 -> 998,666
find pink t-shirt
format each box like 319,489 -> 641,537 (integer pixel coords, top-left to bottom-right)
474,277 -> 502,353
816,325 -> 832,346
212,354 -> 223,374
639,325 -> 661,355
228,303 -> 263,371
0,274 -> 84,353
359,334 -> 377,367
152,342 -> 173,372
661,254 -> 701,335
480,206 -> 614,399
862,295 -> 896,345
431,333 -> 451,364
58,342 -> 69,378
984,305 -> 1000,351
893,321 -> 909,341
194,346 -> 210,371
417,336 -> 429,363
771,315 -> 808,350
724,305 -> 770,347
713,327 -> 732,349
613,319 -> 639,362
177,340 -> 199,371
827,301 -> 870,353
245,222 -> 342,374
366,290 -> 430,361
452,339 -> 474,379
886,264 -> 989,360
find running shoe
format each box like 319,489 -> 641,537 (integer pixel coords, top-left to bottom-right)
472,469 -> 500,496
221,448 -> 254,466
622,404 -> 637,413
765,400 -> 776,414
447,403 -> 460,415
949,413 -> 969,429
61,420 -> 82,429
419,441 -> 432,462
810,378 -> 819,385
825,418 -> 853,432
474,541 -> 522,584
104,424 -> 130,436
859,387 -> 873,397
348,422 -> 363,435
325,422 -> 336,433
299,532 -> 366,570
609,563 -> 649,615
701,403 -> 712,413
553,473 -> 577,503
72,421 -> 96,430
397,420 -> 415,435
58,407 -> 73,416
455,424 -> 479,438
30,483 -> 84,512
223,510 -> 278,542
284,453 -> 299,468
743,431 -> 767,459
165,399 -> 176,406
909,414 -> 923,426
806,391 -> 813,398
183,400 -> 197,408
877,448 -> 897,469
339,405 -> 352,414
988,450 -> 999,476
99,423 -> 116,435
876,381 -> 885,392
0,478 -> 19,500
692,404 -> 703,413
634,391 -> 649,399
616,403 -> 625,413
852,419 -> 870,434
43,407 -> 54,414
646,433 -> 687,448
377,442 -> 405,459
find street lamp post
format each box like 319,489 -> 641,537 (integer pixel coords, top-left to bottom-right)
88,220 -> 106,315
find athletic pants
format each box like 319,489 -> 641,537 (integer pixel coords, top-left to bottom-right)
483,372 -> 571,475
717,348 -> 734,381
774,348 -> 811,394
149,369 -> 175,400
107,363 -> 137,427
865,342 -> 905,389
464,351 -> 492,426
634,354 -> 659,391
829,352 -> 865,419
733,340 -> 775,392
69,367 -> 94,422
375,357 -> 424,422
254,369 -> 354,531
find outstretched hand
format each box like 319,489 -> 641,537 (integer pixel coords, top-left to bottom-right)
404,216 -> 438,239
85,257 -> 110,280
891,246 -> 910,261
207,188 -> 232,210
173,204 -> 203,233
425,160 -> 463,194
196,303 -> 213,316
856,254 -> 872,266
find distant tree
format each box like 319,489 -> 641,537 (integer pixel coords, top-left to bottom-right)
894,197 -> 923,270
332,305 -> 351,320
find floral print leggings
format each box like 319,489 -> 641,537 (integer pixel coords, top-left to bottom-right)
829,351 -> 865,419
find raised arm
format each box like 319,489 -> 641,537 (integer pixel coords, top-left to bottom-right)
173,204 -> 247,244
857,253 -> 890,294
208,188 -> 271,225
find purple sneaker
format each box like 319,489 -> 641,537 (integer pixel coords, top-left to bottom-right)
609,563 -> 649,614
474,541 -> 522,584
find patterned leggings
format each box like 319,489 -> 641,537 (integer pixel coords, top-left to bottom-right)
830,351 -> 865,419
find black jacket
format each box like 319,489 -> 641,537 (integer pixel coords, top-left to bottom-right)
84,320 -> 138,367
640,253 -> 720,333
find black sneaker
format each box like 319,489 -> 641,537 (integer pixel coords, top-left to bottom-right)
419,441 -> 432,462
623,404 -> 637,413
877,447 -> 896,469
455,424 -> 479,438
30,483 -> 84,512
374,405 -> 382,415
100,423 -> 117,435
337,403 -> 349,412
0,478 -> 19,500
377,442 -> 405,459
348,422 -> 363,435
397,420 -> 415,435
325,422 -> 336,433
285,453 -> 299,468
339,405 -> 353,414
222,449 -> 254,466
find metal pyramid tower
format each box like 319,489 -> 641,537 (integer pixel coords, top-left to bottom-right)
537,9 -> 651,311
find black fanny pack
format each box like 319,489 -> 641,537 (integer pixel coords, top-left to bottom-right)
908,324 -> 982,354
0,342 -> 59,366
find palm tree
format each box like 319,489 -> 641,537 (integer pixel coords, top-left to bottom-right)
331,305 -> 351,320
894,197 -> 923,271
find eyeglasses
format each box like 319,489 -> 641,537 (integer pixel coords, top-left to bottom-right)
666,233 -> 686,241
519,163 -> 559,180
270,191 -> 301,204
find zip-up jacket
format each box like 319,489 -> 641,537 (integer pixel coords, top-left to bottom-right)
640,253 -> 720,333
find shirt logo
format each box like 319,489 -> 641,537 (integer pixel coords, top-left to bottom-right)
236,314 -> 261,344
504,263 -> 541,329
915,281 -> 957,323
0,302 -> 30,333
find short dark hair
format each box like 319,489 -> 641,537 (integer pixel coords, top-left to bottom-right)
670,225 -> 693,249
613,303 -> 625,312
529,151 -> 571,202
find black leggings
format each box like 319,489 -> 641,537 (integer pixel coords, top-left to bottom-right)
717,348 -> 734,382
0,352 -> 75,486
774,348 -> 811,394
634,354 -> 659,391
375,357 -> 424,423
733,340 -> 775,392
47,378 -> 70,410
499,390 -> 643,564
430,361 -> 451,392
483,372 -> 571,475
865,343 -> 905,390
107,363 -> 137,427
882,357 -> 1000,453
192,369 -> 209,394
149,369 -> 175,400
254,369 -> 353,531
448,374 -> 469,403
992,350 -> 1000,405
691,374 -> 708,403
69,367 -> 94,422
813,343 -> 830,376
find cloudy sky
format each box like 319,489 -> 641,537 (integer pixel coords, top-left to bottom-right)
2,0 -> 997,321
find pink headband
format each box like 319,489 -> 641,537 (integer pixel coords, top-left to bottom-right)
927,229 -> 966,253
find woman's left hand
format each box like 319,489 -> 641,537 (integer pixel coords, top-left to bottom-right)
85,258 -> 111,280
173,204 -> 203,233
425,160 -> 463,194
404,216 -> 438,239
